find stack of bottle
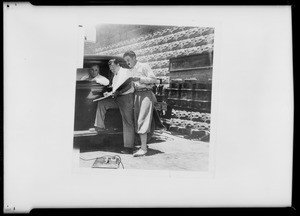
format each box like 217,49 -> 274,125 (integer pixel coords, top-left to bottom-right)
166,79 -> 212,113
193,82 -> 212,112
167,109 -> 211,141
167,79 -> 183,107
180,78 -> 197,109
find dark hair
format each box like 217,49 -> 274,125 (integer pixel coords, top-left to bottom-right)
123,50 -> 136,58
108,58 -> 121,65
91,64 -> 99,69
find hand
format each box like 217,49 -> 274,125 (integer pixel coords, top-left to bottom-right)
103,91 -> 112,97
112,91 -> 120,98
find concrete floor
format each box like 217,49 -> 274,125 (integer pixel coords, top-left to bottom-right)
75,130 -> 209,171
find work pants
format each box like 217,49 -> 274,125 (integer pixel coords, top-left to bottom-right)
94,93 -> 135,148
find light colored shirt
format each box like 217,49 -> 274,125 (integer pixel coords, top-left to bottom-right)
112,67 -> 134,95
80,74 -> 109,86
129,61 -> 158,90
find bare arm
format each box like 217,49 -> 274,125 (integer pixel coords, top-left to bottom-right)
93,75 -> 110,86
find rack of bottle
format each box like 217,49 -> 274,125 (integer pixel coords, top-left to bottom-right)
162,110 -> 210,141
165,78 -> 212,113
158,78 -> 211,141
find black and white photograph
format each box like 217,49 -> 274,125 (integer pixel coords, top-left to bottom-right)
74,24 -> 214,171
4,4 -> 294,212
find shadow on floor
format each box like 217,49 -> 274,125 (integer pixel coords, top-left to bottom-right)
75,130 -> 168,156
76,133 -> 123,153
80,144 -> 164,157
147,131 -> 174,144
146,148 -> 164,156
77,136 -> 165,157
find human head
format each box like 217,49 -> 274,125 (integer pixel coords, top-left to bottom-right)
89,65 -> 100,78
123,51 -> 137,68
108,58 -> 121,74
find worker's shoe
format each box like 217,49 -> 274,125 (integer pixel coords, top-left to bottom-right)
121,148 -> 133,154
133,149 -> 147,157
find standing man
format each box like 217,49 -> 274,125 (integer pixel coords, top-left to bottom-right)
90,59 -> 135,153
80,64 -> 110,86
123,51 -> 159,157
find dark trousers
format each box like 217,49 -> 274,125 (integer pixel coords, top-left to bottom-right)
95,93 -> 135,148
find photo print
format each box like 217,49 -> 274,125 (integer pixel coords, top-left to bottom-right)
74,23 -> 214,171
